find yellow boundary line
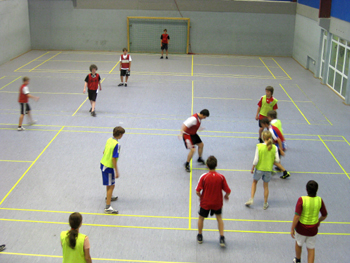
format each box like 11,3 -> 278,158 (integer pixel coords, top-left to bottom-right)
193,167 -> 345,174
272,57 -> 292,80
0,76 -> 22,91
318,136 -> 350,180
0,76 -> 5,80
259,57 -> 276,79
295,84 -> 333,125
194,97 -> 252,101
0,252 -> 194,263
0,160 -> 32,163
188,80 -> 194,229
342,136 -> 350,147
191,55 -> 193,76
279,84 -> 311,125
0,127 -> 64,205
14,52 -> 50,72
109,61 -> 120,74
29,52 -> 62,72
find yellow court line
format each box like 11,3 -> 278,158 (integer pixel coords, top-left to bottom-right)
194,97 -> 252,101
279,84 -> 311,125
0,76 -> 5,80
14,52 -> 50,72
272,57 -> 292,80
318,136 -> 350,180
0,126 -> 64,206
191,81 -> 194,114
191,55 -> 193,76
0,160 -> 33,163
342,136 -> 350,147
1,252 -> 194,263
0,90 -> 86,95
0,76 -> 22,91
72,78 -> 105,116
259,57 -> 276,79
296,84 -> 333,125
109,61 -> 120,74
29,52 -> 62,72
194,63 -> 267,68
188,159 -> 193,229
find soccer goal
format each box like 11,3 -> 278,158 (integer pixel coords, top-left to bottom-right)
127,17 -> 190,54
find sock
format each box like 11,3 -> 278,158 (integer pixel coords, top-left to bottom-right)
283,170 -> 288,175
185,162 -> 189,166
18,126 -> 21,128
105,205 -> 111,209
295,258 -> 300,263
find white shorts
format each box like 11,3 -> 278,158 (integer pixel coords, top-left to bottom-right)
295,232 -> 317,249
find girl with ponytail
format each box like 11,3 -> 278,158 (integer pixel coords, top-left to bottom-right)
61,212 -> 92,263
245,131 -> 287,210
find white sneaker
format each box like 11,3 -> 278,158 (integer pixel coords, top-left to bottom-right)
29,120 -> 37,125
245,198 -> 253,207
104,206 -> 118,214
263,202 -> 269,210
17,127 -> 26,131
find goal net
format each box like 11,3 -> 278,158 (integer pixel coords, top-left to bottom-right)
127,17 -> 190,54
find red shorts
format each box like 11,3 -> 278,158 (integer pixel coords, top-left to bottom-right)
183,134 -> 202,149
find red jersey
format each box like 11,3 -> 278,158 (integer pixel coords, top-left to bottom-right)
183,113 -> 201,135
86,73 -> 100,90
18,84 -> 29,103
257,96 -> 278,119
121,54 -> 130,69
196,171 -> 231,210
161,34 -> 169,44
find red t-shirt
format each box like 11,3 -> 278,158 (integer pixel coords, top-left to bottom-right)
295,197 -> 328,236
196,171 -> 231,210
18,84 -> 29,103
257,96 -> 278,119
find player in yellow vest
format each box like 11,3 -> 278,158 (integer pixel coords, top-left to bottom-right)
245,131 -> 279,210
291,180 -> 328,263
61,212 -> 92,263
100,126 -> 125,214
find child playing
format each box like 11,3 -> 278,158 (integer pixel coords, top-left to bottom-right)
18,77 -> 39,131
160,29 -> 170,59
245,131 -> 288,209
196,156 -> 231,247
255,86 -> 278,143
100,126 -> 125,214
83,64 -> 102,117
61,212 -> 92,263
267,110 -> 284,136
260,118 -> 290,179
118,48 -> 132,87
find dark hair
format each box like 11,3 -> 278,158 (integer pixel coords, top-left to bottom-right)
306,180 -> 318,197
113,126 -> 125,137
200,109 -> 210,117
265,86 -> 274,95
123,48 -> 128,52
67,212 -> 82,249
267,110 -> 277,119
23,76 -> 30,82
206,156 -> 217,170
164,29 -> 167,32
260,117 -> 270,125
89,64 -> 98,72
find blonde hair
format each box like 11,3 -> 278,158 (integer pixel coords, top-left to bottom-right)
262,131 -> 273,151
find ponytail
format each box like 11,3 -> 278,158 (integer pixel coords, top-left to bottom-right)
262,131 -> 273,151
266,138 -> 273,151
67,212 -> 82,249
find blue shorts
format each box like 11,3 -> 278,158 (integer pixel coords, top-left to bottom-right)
100,163 -> 115,186
253,170 -> 272,183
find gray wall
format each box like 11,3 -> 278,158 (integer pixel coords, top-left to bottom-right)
0,0 -> 31,66
28,0 -> 295,56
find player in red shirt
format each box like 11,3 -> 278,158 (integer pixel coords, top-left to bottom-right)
180,109 -> 210,172
17,77 -> 39,131
118,48 -> 132,87
83,64 -> 102,117
196,156 -> 231,247
160,29 -> 170,59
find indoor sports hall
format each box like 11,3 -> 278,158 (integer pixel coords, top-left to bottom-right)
0,1 -> 349,263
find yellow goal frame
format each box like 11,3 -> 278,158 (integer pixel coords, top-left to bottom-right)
127,16 -> 190,54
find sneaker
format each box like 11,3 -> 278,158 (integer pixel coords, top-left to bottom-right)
105,196 -> 118,202
29,120 -> 37,125
17,127 -> 25,131
259,138 -> 263,143
220,236 -> 226,247
118,83 -> 124,86
166,56 -> 168,59
184,163 -> 190,172
89,108 -> 92,112
160,56 -> 163,59
197,157 -> 206,165
0,244 -> 6,252
280,171 -> 290,179
91,111 -> 96,117
124,83 -> 127,87
105,206 -> 118,214
293,257 -> 301,263
263,202 -> 269,210
197,234 -> 203,244
245,198 -> 253,207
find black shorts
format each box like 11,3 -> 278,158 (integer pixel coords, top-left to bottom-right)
88,89 -> 98,101
19,103 -> 30,115
120,69 -> 130,77
198,207 -> 222,218
183,134 -> 202,149
161,43 -> 168,50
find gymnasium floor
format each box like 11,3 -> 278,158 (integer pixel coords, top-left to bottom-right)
0,51 -> 349,263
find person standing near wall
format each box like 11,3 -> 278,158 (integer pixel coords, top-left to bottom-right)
118,48 -> 131,87
160,29 -> 170,59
